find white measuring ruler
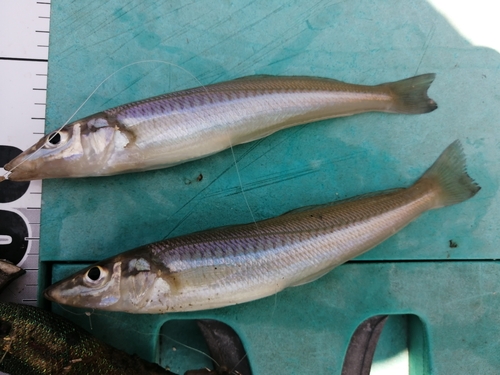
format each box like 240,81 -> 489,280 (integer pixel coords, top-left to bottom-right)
0,0 -> 51,306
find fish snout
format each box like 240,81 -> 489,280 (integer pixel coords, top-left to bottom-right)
43,281 -> 78,305
43,285 -> 61,303
2,152 -> 41,182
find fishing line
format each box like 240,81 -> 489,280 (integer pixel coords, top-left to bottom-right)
2,60 -> 202,180
55,303 -> 98,332
27,59 -> 263,369
52,302 -> 223,370
85,310 -> 94,330
60,290 -> 260,373
228,352 -> 249,375
55,302 -> 92,317
414,22 -> 436,76
161,333 -> 222,369
227,139 -> 258,227
52,301 -> 257,374
2,59 -> 259,229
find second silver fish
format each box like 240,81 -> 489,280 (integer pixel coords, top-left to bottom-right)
44,141 -> 479,313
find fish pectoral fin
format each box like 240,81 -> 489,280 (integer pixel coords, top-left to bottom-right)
289,265 -> 338,287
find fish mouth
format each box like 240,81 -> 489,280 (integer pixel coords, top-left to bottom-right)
3,153 -> 64,181
3,159 -> 16,171
3,150 -> 32,172
43,286 -> 58,302
2,160 -> 15,179
43,281 -> 70,304
2,155 -> 36,182
1,166 -> 38,182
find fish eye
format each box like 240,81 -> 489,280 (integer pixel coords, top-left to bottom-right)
87,267 -> 101,280
84,266 -> 107,285
44,130 -> 68,148
49,132 -> 61,145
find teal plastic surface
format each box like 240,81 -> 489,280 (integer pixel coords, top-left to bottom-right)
41,1 -> 499,374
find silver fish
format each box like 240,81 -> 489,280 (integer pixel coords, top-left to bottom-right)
44,141 -> 479,314
3,74 -> 436,181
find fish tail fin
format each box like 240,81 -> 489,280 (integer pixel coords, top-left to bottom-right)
380,73 -> 438,114
417,140 -> 480,208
